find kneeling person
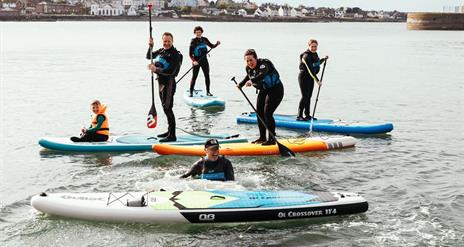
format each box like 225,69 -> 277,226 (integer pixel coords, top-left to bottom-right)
71,100 -> 109,142
180,139 -> 234,181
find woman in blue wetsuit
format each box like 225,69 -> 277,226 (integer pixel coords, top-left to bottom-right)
297,39 -> 327,121
180,139 -> 234,181
238,49 -> 284,146
189,26 -> 220,97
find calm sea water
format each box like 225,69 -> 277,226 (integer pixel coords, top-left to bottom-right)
1,21 -> 463,246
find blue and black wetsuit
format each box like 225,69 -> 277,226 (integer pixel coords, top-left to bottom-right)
189,37 -> 218,95
239,59 -> 284,143
146,46 -> 181,138
298,50 -> 326,119
180,156 -> 235,181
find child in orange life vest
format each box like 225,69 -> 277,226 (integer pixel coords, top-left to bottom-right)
70,100 -> 109,142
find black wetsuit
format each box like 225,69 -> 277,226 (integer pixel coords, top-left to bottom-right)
239,59 -> 284,142
298,50 -> 326,119
71,115 -> 109,142
189,37 -> 217,94
180,156 -> 235,181
146,46 -> 181,138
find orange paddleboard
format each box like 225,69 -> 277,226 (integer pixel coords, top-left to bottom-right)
153,136 -> 356,156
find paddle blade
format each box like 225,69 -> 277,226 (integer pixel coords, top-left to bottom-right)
277,141 -> 295,157
147,105 -> 157,128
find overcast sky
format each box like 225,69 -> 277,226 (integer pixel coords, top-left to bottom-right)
252,0 -> 464,12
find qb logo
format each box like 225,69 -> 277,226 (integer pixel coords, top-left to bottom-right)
199,214 -> 215,221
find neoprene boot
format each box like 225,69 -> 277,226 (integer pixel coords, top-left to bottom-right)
157,131 -> 169,138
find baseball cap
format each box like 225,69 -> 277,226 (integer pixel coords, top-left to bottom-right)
204,138 -> 220,149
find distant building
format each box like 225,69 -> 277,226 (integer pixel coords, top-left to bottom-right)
151,0 -> 165,10
35,2 -> 85,14
0,1 -> 20,16
366,11 -> 378,18
202,7 -> 221,15
122,0 -> 132,6
1,1 -> 17,9
335,7 -> 345,18
240,0 -> 255,10
354,13 -> 364,19
237,8 -> 246,16
264,6 -> 277,17
126,5 -> 137,15
253,7 -> 263,17
169,0 -> 196,8
278,6 -> 288,17
216,0 -> 233,7
90,3 -> 124,16
290,8 -> 300,17
197,0 -> 209,7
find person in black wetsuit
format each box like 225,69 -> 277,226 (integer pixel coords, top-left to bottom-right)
238,49 -> 284,146
189,26 -> 220,97
147,32 -> 182,142
180,139 -> 235,181
297,39 -> 328,121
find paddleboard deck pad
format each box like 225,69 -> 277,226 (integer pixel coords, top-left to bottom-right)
237,112 -> 394,134
153,136 -> 356,156
183,89 -> 225,108
31,190 -> 368,224
39,134 -> 247,152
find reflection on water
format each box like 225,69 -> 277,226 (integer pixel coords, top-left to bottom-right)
39,150 -> 114,166
178,107 -> 225,134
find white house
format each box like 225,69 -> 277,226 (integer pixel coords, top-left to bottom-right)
237,8 -> 246,16
290,8 -> 300,17
253,7 -> 263,17
377,11 -> 390,19
91,3 -> 124,16
335,8 -> 345,18
366,11 -> 378,18
264,6 -> 277,17
1,2 -> 17,8
112,0 -> 123,6
354,13 -> 364,19
278,6 -> 288,17
127,5 -> 138,15
122,0 -> 133,6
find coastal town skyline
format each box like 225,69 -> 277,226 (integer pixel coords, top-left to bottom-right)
253,0 -> 464,12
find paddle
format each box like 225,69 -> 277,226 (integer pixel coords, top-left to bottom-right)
176,47 -> 215,85
301,57 -> 328,135
146,4 -> 157,129
176,127 -> 240,139
231,77 -> 295,157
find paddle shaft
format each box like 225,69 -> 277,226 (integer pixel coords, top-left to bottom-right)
231,77 -> 295,157
148,6 -> 154,105
310,59 -> 327,120
176,47 -> 214,84
302,57 -> 327,134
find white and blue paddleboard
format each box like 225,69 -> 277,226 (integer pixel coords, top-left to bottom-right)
31,190 -> 368,224
183,89 -> 225,108
237,112 -> 394,135
39,133 -> 247,152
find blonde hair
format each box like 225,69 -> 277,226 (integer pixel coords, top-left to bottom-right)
308,39 -> 318,45
91,100 -> 101,106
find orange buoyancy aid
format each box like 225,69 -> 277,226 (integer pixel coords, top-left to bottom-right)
91,104 -> 109,136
